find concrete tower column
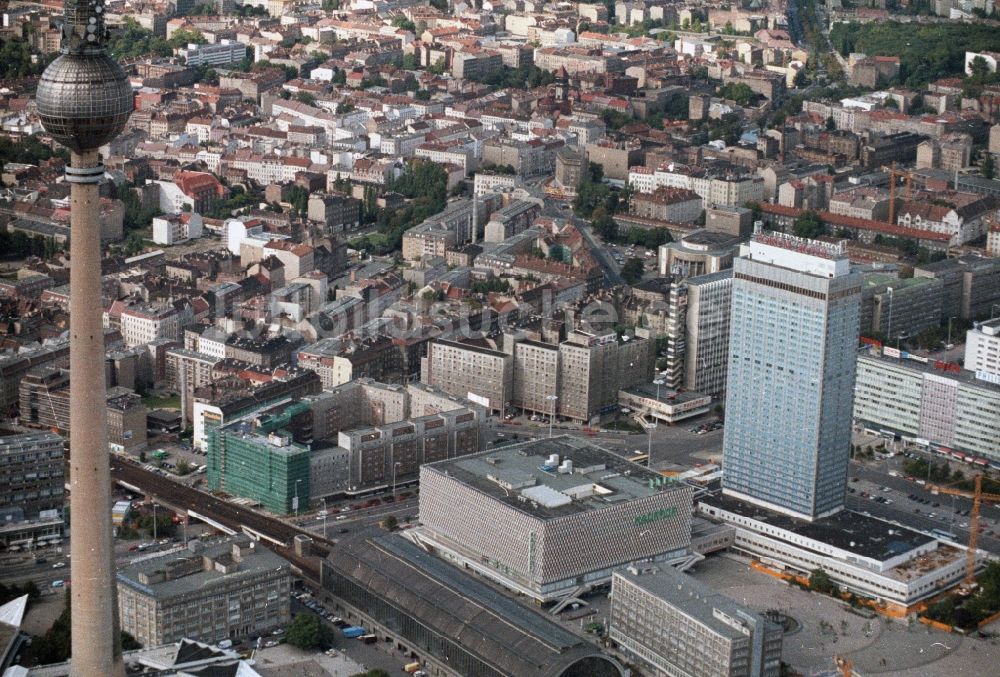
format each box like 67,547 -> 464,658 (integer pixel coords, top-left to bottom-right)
67,149 -> 124,677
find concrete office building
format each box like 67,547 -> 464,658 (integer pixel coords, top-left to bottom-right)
420,339 -> 513,414
610,565 -> 783,677
860,274 -> 944,342
964,318 -> 1000,378
854,349 -> 1000,461
913,254 -> 1000,321
723,233 -> 861,520
336,408 -> 485,495
117,535 -> 291,647
684,270 -> 733,398
0,432 -> 64,519
412,437 -> 693,602
557,330 -> 654,422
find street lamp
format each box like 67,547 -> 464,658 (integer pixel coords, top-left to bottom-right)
650,379 -> 664,458
546,395 -> 559,438
885,287 -> 894,346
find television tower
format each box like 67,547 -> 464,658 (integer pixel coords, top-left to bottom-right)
35,1 -> 133,675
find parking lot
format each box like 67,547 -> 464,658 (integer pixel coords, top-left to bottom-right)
289,594 -> 426,675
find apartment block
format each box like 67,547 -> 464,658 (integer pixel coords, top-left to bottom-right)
557,331 -> 655,422
913,254 -> 1000,321
121,304 -> 182,349
511,338 -> 560,416
421,339 -> 513,414
860,275 -> 944,341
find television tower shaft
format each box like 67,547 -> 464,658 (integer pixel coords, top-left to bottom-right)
68,150 -> 123,677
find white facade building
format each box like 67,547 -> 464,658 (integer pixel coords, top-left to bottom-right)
964,319 -> 1000,379
179,40 -> 247,67
152,212 -> 204,245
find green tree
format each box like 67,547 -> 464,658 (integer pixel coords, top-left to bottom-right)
793,210 -> 825,239
969,55 -> 991,79
382,515 -> 398,530
286,612 -> 330,650
591,206 -> 618,241
296,91 -> 317,106
621,257 -> 645,285
0,37 -> 57,79
809,568 -> 837,595
718,82 -> 759,107
168,28 -> 208,50
122,231 -> 146,257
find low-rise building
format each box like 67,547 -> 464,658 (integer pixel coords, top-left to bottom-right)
618,384 -> 712,424
658,230 -> 740,279
178,39 -> 247,67
700,495 -> 971,610
628,187 -> 703,223
117,535 -> 291,647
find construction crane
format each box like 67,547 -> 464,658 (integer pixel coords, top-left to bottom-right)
882,161 -> 914,226
927,474 -> 1000,590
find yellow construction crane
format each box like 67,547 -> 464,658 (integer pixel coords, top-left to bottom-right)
882,161 -> 914,226
927,475 -> 1000,589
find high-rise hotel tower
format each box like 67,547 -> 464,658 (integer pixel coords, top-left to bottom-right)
722,232 -> 861,521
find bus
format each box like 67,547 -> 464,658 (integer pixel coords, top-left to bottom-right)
931,528 -> 958,542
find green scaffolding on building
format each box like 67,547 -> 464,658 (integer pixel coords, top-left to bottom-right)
207,401 -> 311,515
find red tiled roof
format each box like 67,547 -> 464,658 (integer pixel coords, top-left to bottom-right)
759,203 -> 951,242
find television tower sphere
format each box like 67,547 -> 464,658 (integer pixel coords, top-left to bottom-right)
35,0 -> 132,153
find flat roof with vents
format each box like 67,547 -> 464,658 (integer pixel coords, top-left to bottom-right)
424,436 -> 688,519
